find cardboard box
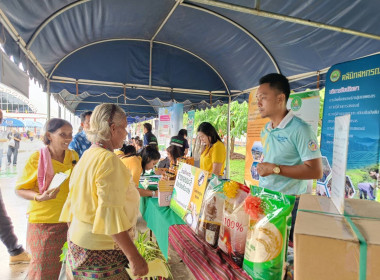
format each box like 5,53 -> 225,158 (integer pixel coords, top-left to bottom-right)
158,180 -> 175,207
295,194 -> 380,280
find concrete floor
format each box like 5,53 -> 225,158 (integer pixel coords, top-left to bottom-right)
0,140 -> 194,280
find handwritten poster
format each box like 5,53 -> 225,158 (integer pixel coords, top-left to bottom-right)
170,163 -> 209,231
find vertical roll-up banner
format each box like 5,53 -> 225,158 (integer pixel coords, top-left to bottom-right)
170,104 -> 184,137
158,107 -> 171,151
244,89 -> 268,186
320,54 -> 380,199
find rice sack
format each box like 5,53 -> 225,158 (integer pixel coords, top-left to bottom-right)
218,181 -> 250,267
197,175 -> 225,247
243,186 -> 295,280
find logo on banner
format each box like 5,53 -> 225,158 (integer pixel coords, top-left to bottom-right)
291,96 -> 302,111
330,69 -> 341,82
198,172 -> 205,186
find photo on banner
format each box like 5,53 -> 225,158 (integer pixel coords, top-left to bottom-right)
321,54 -> 380,201
170,163 -> 209,232
244,88 -> 320,188
244,89 -> 268,187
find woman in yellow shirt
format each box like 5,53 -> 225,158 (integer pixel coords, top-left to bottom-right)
60,104 -> 148,279
119,144 -> 160,197
197,122 -> 226,176
15,118 -> 78,280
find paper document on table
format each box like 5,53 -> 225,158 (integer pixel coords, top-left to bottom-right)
47,169 -> 71,191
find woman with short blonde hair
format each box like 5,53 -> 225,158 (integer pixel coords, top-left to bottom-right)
60,104 -> 148,279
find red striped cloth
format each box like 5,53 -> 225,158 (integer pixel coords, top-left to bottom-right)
169,224 -> 251,280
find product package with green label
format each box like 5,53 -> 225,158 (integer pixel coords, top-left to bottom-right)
243,186 -> 295,280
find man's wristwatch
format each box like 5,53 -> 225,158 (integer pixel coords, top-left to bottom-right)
273,165 -> 281,174
152,190 -> 156,197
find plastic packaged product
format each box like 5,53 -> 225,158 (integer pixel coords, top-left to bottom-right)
197,175 -> 225,247
243,186 -> 295,280
218,181 -> 250,267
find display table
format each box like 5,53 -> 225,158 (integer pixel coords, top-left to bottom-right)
139,179 -> 185,259
139,177 -> 294,280
169,224 -> 251,280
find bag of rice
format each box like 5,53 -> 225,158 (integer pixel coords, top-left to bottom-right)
243,186 -> 295,280
218,181 -> 250,267
197,175 -> 225,247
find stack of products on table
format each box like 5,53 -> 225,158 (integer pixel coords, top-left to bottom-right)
157,164 -> 177,207
192,175 -> 295,279
162,163 -> 178,181
167,162 -> 380,279
158,180 -> 175,207
178,156 -> 195,166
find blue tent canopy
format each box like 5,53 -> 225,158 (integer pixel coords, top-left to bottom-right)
0,0 -> 379,116
22,119 -> 44,128
1,118 -> 25,127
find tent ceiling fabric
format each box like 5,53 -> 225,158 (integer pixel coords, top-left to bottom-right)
0,0 -> 380,115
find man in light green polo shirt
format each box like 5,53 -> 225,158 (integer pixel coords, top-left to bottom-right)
256,73 -> 322,245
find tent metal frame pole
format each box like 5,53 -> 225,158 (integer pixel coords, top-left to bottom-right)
188,0 -> 380,41
70,100 -> 161,108
48,39 -> 230,96
0,9 -> 48,78
49,78 -> 228,97
151,0 -> 183,42
149,0 -> 182,87
182,3 -> 280,73
26,0 -> 91,49
47,80 -> 51,120
231,67 -> 332,97
149,41 -> 153,87
75,108 -> 156,116
226,96 -> 231,179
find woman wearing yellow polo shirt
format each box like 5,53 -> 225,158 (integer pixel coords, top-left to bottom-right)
119,144 -> 160,197
15,118 -> 78,279
197,122 -> 226,176
60,104 -> 148,279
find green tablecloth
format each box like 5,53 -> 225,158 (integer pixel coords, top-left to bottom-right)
139,180 -> 185,259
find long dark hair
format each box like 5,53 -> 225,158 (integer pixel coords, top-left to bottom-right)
197,122 -> 221,145
43,118 -> 72,145
139,145 -> 161,173
167,145 -> 182,164
120,144 -> 136,157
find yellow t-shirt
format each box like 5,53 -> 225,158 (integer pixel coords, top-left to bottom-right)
114,150 -> 124,157
120,155 -> 143,187
15,149 -> 79,224
200,140 -> 226,176
60,147 -> 140,250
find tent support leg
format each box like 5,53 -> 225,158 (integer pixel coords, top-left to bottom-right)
47,79 -> 51,120
226,96 -> 231,179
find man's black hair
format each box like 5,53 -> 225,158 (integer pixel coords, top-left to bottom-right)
120,144 -> 136,156
143,123 -> 152,132
259,73 -> 290,102
178,129 -> 187,137
80,111 -> 92,123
